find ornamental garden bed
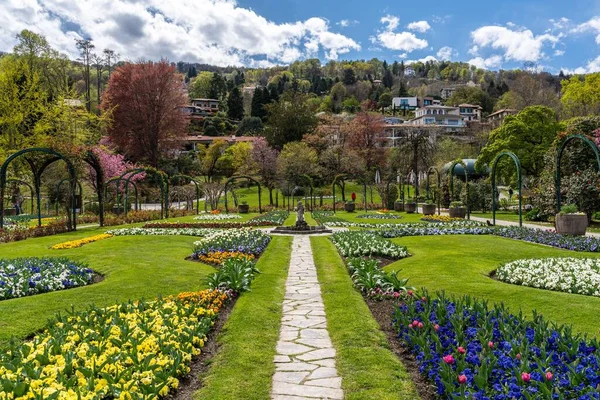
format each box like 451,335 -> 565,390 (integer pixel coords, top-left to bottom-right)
0,257 -> 102,300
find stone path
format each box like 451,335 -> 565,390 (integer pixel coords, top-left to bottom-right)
271,236 -> 343,400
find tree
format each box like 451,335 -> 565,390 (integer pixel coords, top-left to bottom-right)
342,96 -> 361,113
101,60 -> 189,167
378,92 -> 392,112
227,87 -> 244,120
189,71 -> 213,99
88,144 -> 143,191
342,66 -> 356,85
75,38 -> 95,112
236,116 -> 264,136
264,91 -> 318,148
391,126 -> 437,196
92,53 -> 104,112
382,68 -> 393,89
251,137 -> 279,204
445,86 -> 493,113
251,87 -> 268,120
347,112 -> 387,172
199,139 -> 230,182
277,141 -> 319,183
224,142 -> 254,175
561,73 -> 600,117
103,49 -> 119,79
398,81 -> 408,96
477,106 -> 563,177
209,72 -> 227,100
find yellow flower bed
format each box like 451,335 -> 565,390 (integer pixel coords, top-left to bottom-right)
0,289 -> 228,399
51,233 -> 114,250
198,251 -> 255,265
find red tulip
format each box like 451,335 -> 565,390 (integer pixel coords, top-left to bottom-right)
434,324 -> 440,331
458,374 -> 467,384
457,346 -> 466,354
417,322 -> 424,329
421,296 -> 426,301
488,341 -> 494,349
522,372 -> 531,383
443,355 -> 455,364
516,353 -> 521,360
545,372 -> 553,381
408,290 -> 414,296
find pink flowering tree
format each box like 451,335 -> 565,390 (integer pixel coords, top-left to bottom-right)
88,145 -> 145,193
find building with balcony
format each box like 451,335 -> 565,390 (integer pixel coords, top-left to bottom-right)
191,98 -> 219,113
486,109 -> 518,129
458,104 -> 482,122
392,97 -> 418,110
408,105 -> 465,132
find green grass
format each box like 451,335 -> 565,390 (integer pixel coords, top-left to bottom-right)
311,237 -> 420,399
194,236 -> 292,399
0,226 -> 216,344
321,210 -> 426,224
470,211 -> 552,227
385,235 -> 600,337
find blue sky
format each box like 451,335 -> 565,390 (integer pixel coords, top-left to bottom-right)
2,0 -> 600,73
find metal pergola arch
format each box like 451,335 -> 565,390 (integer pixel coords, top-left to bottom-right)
169,175 -> 201,214
331,174 -> 368,214
448,160 -> 470,220
426,167 -> 441,215
5,179 -> 35,215
491,151 -> 523,227
224,175 -> 262,214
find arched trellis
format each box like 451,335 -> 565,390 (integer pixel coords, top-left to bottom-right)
55,178 -> 83,216
83,150 -> 106,227
491,151 -> 522,227
119,168 -> 168,218
224,175 -> 262,214
5,179 -> 35,215
449,160 -> 470,220
105,177 -> 140,212
555,134 -> 600,211
297,174 -> 315,212
170,175 -> 201,214
332,174 -> 368,214
384,174 -> 402,210
0,148 -> 77,230
426,167 -> 441,215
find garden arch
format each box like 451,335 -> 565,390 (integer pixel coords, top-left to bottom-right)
105,177 -> 139,212
0,148 -> 77,230
426,167 -> 441,215
170,175 -> 201,214
55,178 -> 83,215
83,150 -> 106,227
5,179 -> 35,215
297,174 -> 315,211
119,168 -> 168,218
555,134 -> 600,211
491,151 -> 522,227
224,175 -> 262,214
449,160 -> 470,219
332,174 -> 368,213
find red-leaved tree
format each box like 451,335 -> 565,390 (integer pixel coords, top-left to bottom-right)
347,112 -> 388,172
101,60 -> 188,167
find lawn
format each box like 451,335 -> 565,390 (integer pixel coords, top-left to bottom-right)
384,235 -> 600,337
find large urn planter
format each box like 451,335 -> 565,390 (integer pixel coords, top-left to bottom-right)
344,202 -> 356,212
238,204 -> 250,214
449,207 -> 466,218
405,202 -> 417,214
422,204 -> 436,215
555,213 -> 587,236
394,201 -> 404,212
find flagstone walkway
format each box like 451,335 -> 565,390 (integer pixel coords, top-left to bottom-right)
271,236 -> 343,400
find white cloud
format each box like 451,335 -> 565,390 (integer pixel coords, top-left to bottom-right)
574,16 -> 600,44
554,49 -> 565,56
471,25 -> 559,62
432,15 -> 451,24
0,0 -> 360,66
468,55 -> 503,69
468,45 -> 479,56
562,55 -> 600,74
405,55 -> 437,64
550,17 -> 570,30
338,19 -> 359,28
398,53 -> 408,59
371,14 -> 428,53
407,20 -> 431,33
436,46 -> 456,60
380,14 -> 400,31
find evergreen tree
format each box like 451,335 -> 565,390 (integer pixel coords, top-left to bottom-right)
227,87 -> 244,120
270,85 -> 280,102
392,61 -> 399,76
187,66 -> 197,79
342,67 -> 356,85
400,61 -> 405,76
251,87 -> 269,121
382,68 -> 393,89
398,81 -> 408,96
208,72 -> 226,100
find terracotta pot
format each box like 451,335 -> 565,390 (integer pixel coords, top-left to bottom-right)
405,202 -> 417,213
238,204 -> 250,214
449,207 -> 466,218
422,204 -> 436,215
394,201 -> 404,212
555,213 -> 587,236
344,203 -> 355,212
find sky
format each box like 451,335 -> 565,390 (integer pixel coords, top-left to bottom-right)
2,0 -> 600,74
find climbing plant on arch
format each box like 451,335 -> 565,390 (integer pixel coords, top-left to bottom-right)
555,134 -> 600,211
0,148 -> 78,230
448,159 -> 470,219
224,175 -> 262,214
491,151 -> 522,227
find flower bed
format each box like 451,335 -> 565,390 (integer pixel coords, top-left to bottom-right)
0,257 -> 95,300
193,213 -> 243,221
198,251 -> 255,265
329,231 -> 409,259
206,257 -> 259,294
192,229 -> 271,258
143,221 -> 274,229
311,211 -> 348,225
51,233 -> 114,249
0,289 -> 227,398
0,221 -> 70,244
421,215 -> 466,223
496,257 -> 600,297
377,225 -> 494,238
249,210 -> 289,225
356,213 -> 402,220
108,227 -> 215,237
347,257 -> 413,300
394,291 -> 600,399
495,227 -> 600,252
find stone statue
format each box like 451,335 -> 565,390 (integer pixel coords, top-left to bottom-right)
296,201 -> 305,224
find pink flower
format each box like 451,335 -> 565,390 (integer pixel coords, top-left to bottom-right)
421,296 -> 426,301
458,374 -> 467,384
516,353 -> 521,360
545,372 -> 553,381
457,346 -> 466,354
522,372 -> 531,383
417,322 -> 424,329
434,324 -> 440,331
488,341 -> 494,349
408,290 -> 414,296
443,355 -> 455,364
412,320 -> 419,327
408,323 -> 413,329
393,292 -> 400,298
